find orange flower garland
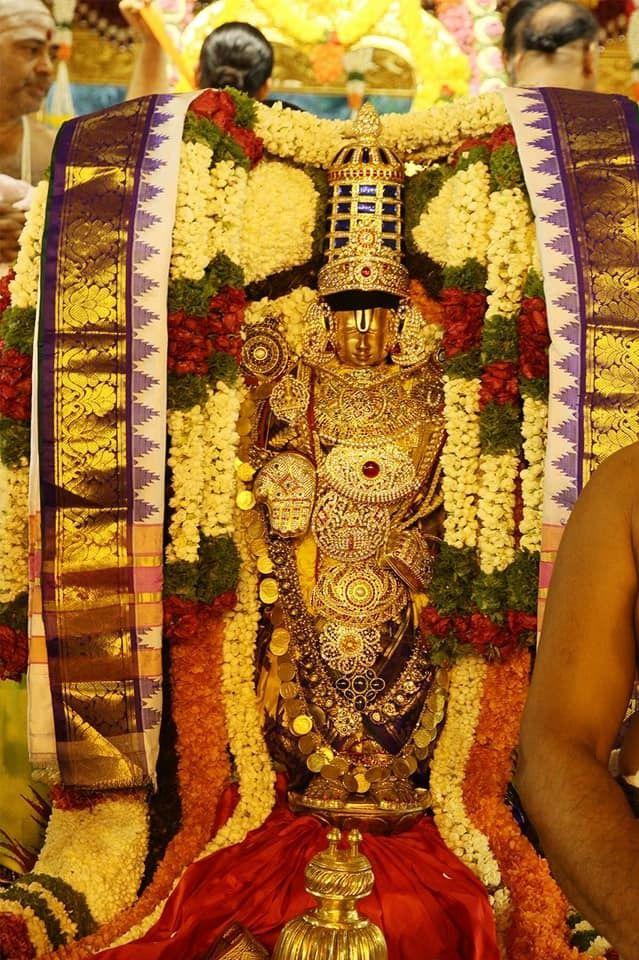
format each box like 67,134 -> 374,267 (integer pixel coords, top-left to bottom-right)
46,600 -> 231,960
462,648 -> 585,958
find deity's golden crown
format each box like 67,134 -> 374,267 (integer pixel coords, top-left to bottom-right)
318,103 -> 409,302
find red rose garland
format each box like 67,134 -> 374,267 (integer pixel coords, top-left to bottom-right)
440,288 -> 487,357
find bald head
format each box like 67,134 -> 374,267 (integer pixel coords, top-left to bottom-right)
0,0 -> 56,120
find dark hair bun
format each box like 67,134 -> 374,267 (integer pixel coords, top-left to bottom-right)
211,65 -> 246,88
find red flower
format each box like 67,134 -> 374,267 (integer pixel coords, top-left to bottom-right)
456,612 -> 517,656
0,912 -> 35,960
0,269 -> 14,315
420,605 -> 454,639
189,89 -> 237,132
163,591 -> 237,646
506,609 -> 537,640
490,125 -> 517,151
480,360 -> 519,408
440,287 -> 487,357
0,344 -> 31,420
206,286 -> 246,361
518,296 -> 550,380
168,288 -> 247,375
0,623 -> 28,680
228,123 -> 264,167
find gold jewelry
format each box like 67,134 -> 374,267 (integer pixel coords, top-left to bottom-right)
381,528 -> 434,593
311,490 -> 390,562
269,374 -> 310,425
254,452 -> 317,537
319,622 -> 381,675
314,367 -> 423,447
311,562 -> 407,627
318,104 -> 409,301
320,441 -> 417,505
391,302 -> 434,368
301,301 -> 333,365
241,319 -> 289,381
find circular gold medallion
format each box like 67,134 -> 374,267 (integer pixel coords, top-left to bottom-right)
320,763 -> 342,781
280,681 -> 298,699
257,555 -> 274,575
285,698 -> 304,719
392,755 -> 417,779
259,578 -> 279,605
307,751 -> 326,773
241,324 -> 289,381
236,461 -> 255,482
292,714 -> 313,735
278,661 -> 296,683
413,728 -> 433,749
236,490 -> 256,511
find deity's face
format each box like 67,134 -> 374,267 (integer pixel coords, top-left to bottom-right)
332,307 -> 393,368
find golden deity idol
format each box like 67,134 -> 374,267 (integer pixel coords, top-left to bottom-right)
240,105 -> 446,830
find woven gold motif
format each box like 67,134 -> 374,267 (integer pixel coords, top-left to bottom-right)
319,621 -> 381,674
314,366 -> 425,446
311,490 -> 390,561
254,453 -> 316,537
270,374 -> 310,424
311,562 -> 407,626
320,442 -> 417,504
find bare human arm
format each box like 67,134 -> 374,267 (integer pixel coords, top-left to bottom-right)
119,0 -> 168,100
517,444 -> 639,959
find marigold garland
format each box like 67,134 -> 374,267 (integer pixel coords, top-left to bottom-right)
462,650 -> 586,959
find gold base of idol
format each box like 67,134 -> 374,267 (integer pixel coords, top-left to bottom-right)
272,828 -> 388,960
288,787 -> 430,836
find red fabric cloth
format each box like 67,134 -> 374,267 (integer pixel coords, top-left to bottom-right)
97,783 -> 498,960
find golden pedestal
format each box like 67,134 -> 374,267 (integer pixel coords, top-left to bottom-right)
273,828 -> 388,960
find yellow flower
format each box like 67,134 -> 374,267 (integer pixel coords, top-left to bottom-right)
477,451 -> 520,574
441,377 -> 482,549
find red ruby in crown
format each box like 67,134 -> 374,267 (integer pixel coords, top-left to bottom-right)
362,460 -> 380,478
361,266 -> 372,277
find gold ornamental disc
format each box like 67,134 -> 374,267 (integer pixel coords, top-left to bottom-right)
278,661 -> 296,682
392,755 -> 417,779
236,461 -> 255,482
236,490 -> 256,511
259,578 -> 279,605
280,681 -> 298,699
307,751 -> 326,773
413,728 -> 433,749
257,555 -> 274,575
292,714 -> 313,735
320,763 -> 342,781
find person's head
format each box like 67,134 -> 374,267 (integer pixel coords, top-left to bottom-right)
503,0 -> 599,90
197,21 -> 273,100
0,0 -> 57,120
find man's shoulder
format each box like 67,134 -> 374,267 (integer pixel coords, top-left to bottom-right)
579,443 -> 639,523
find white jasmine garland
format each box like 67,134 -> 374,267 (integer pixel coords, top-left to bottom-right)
477,451 -> 519,573
519,396 -> 547,553
430,656 -> 503,889
165,404 -> 205,564
441,376 -> 481,549
446,161 -> 492,268
169,140 -> 217,282
241,161 -> 318,284
21,880 -> 77,942
35,795 -> 148,926
200,382 -> 242,539
412,174 -> 455,265
10,179 -> 48,310
0,460 -> 28,603
486,187 -> 532,317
